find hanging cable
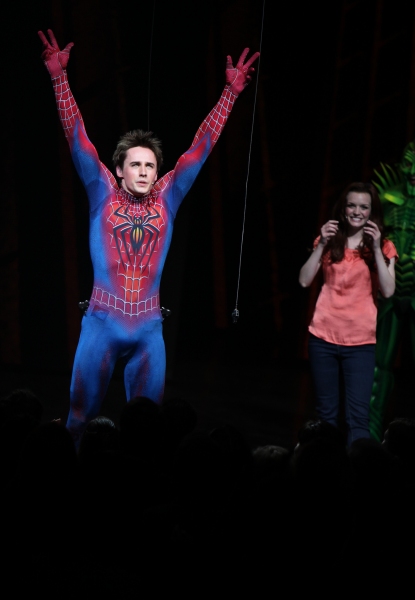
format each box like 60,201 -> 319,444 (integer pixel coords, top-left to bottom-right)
147,0 -> 156,131
232,0 -> 266,325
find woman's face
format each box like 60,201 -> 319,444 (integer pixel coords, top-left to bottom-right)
344,191 -> 371,230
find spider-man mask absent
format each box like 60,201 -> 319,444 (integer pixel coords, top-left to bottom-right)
116,147 -> 158,197
400,141 -> 415,198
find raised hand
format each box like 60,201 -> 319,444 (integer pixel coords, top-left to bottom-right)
319,220 -> 339,245
38,29 -> 74,78
363,220 -> 381,249
226,48 -> 260,96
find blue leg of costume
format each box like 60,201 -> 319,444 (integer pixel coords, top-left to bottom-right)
67,312 -> 118,444
123,318 -> 166,402
67,311 -> 165,446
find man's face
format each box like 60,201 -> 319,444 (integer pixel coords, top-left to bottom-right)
400,141 -> 415,197
116,147 -> 158,197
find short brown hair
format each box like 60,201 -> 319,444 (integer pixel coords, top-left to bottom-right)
112,129 -> 163,174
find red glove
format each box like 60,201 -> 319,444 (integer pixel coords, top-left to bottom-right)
225,48 -> 260,96
38,29 -> 74,78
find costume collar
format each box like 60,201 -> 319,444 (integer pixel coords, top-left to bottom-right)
118,187 -> 157,204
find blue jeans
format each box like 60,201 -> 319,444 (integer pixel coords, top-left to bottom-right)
308,334 -> 375,446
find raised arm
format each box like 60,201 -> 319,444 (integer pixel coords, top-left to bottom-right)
157,48 -> 259,215
38,29 -> 117,201
190,48 -> 260,150
38,29 -> 82,143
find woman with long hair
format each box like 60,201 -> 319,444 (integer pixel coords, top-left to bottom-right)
299,182 -> 398,445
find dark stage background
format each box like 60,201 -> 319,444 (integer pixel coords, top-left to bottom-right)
1,0 -> 415,449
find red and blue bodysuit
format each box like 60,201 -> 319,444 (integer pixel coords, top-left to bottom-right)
39,29 -> 259,443
52,73 -> 236,440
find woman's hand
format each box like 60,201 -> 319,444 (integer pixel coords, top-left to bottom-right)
299,221 -> 337,287
365,220 -> 396,297
363,220 -> 381,249
319,220 -> 339,245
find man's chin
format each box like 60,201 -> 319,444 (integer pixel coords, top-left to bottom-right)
135,185 -> 151,196
128,187 -> 149,198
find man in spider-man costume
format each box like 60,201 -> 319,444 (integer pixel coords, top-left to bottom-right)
38,29 -> 259,446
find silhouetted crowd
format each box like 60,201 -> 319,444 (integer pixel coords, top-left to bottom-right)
1,387 -> 415,593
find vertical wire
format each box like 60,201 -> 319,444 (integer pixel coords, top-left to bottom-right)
233,0 -> 266,322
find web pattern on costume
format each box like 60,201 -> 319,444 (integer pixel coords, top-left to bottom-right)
109,195 -> 164,271
91,194 -> 167,317
151,86 -> 237,213
191,87 -> 236,147
52,74 -> 84,138
91,287 -> 160,317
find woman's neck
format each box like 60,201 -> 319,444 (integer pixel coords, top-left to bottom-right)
346,228 -> 364,249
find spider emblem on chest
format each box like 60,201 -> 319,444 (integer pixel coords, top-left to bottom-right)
112,204 -> 161,270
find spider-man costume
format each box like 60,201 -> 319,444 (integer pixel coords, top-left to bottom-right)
38,30 -> 259,444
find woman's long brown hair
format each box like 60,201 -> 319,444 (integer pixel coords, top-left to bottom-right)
323,182 -> 389,269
